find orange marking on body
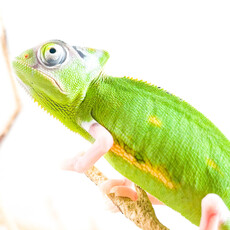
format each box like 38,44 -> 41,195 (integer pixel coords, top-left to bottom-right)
110,144 -> 175,189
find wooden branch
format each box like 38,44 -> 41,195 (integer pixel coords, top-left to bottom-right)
0,13 -> 20,230
0,15 -> 21,142
85,166 -> 169,230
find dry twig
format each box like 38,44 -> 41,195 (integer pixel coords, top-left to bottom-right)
0,16 -> 21,142
0,13 -> 20,230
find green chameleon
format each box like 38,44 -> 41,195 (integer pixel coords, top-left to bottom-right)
13,40 -> 230,230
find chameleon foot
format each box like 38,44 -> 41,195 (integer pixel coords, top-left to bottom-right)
99,178 -> 137,200
200,194 -> 230,230
100,178 -> 163,204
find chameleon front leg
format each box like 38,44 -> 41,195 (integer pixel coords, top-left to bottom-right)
62,122 -> 113,172
73,123 -> 114,173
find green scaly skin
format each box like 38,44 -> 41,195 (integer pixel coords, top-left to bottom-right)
13,40 -> 230,228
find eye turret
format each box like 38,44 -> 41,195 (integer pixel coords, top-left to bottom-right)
40,43 -> 67,67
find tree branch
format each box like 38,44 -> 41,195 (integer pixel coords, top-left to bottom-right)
85,166 -> 169,230
0,13 -> 21,230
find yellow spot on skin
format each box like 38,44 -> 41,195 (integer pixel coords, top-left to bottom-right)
87,48 -> 96,53
149,116 -> 162,127
110,144 -> 175,189
206,159 -> 219,171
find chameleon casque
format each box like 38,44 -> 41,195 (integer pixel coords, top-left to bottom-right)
13,40 -> 230,229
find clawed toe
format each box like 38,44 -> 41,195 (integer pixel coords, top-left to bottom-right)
99,178 -> 137,200
99,178 -> 163,204
110,185 -> 138,201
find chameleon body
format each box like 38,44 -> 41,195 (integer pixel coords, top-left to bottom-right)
13,40 -> 230,228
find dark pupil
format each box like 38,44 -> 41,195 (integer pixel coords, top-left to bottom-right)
49,48 -> 56,54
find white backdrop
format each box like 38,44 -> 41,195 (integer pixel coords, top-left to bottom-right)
1,0 -> 230,229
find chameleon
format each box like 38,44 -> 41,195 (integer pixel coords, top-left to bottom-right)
12,40 -> 230,229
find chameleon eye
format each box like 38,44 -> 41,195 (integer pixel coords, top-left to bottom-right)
40,43 -> 67,67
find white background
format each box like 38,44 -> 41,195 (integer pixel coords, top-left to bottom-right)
1,0 -> 230,229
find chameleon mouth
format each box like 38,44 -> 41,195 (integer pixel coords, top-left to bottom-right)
13,59 -> 66,94
38,69 -> 67,94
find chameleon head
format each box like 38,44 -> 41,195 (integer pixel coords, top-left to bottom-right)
12,40 -> 109,104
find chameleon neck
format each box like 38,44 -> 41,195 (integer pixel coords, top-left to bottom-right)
77,74 -> 127,126
32,90 -> 93,141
